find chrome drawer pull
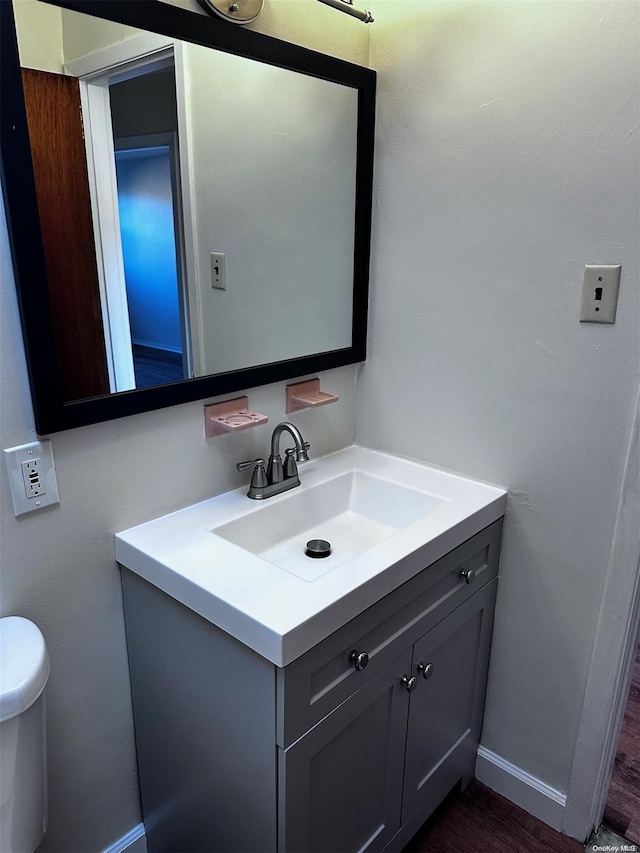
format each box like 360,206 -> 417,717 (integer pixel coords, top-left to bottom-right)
460,567 -> 476,584
416,661 -> 434,680
401,675 -> 417,693
349,650 -> 369,671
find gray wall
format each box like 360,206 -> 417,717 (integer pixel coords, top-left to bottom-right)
0,3 -> 369,851
110,69 -> 177,138
362,0 -> 640,794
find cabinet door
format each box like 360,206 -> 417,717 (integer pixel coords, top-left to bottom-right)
401,580 -> 497,824
279,648 -> 412,853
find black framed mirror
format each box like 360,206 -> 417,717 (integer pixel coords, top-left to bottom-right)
1,0 -> 375,434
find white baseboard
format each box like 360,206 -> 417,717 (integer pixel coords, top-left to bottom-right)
102,823 -> 147,853
476,746 -> 567,831
100,751 -> 565,852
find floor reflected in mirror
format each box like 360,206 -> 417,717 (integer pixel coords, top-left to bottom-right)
132,344 -> 184,389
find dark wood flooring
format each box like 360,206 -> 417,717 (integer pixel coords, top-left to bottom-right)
133,343 -> 184,388
405,780 -> 583,853
603,646 -> 640,844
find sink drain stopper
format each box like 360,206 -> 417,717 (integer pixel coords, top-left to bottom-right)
305,539 -> 332,559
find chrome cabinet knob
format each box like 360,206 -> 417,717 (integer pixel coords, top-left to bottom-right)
349,650 -> 369,671
460,567 -> 476,584
417,661 -> 434,680
401,675 -> 417,693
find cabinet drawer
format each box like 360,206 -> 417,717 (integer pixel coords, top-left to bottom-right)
277,519 -> 502,747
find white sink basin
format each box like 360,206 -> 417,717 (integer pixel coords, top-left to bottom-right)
115,446 -> 506,666
213,471 -> 447,582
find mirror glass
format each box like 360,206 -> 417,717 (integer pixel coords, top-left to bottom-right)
13,0 -> 358,402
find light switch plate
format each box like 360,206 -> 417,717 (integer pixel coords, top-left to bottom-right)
580,264 -> 621,323
4,440 -> 59,516
211,252 -> 226,290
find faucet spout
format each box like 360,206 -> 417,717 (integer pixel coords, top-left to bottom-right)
268,422 -> 310,484
270,422 -> 310,462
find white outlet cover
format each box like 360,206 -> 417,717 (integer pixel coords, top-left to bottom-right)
4,440 -> 59,516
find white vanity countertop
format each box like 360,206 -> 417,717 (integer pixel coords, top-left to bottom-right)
115,445 -> 506,667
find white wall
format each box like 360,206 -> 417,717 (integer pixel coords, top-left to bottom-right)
13,0 -> 63,72
61,10 -> 139,61
362,0 -> 639,799
183,44 -> 357,375
0,4 -> 369,851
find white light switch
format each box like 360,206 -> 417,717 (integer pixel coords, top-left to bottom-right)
4,440 -> 59,516
580,264 -> 621,324
211,252 -> 226,290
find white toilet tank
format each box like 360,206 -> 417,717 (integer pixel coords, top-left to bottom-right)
0,617 -> 50,853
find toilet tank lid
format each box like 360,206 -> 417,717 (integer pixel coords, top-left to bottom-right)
0,617 -> 50,722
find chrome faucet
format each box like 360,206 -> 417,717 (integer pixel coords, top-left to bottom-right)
236,422 -> 310,500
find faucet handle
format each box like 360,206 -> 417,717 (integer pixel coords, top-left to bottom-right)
236,458 -> 265,472
283,448 -> 298,479
237,458 -> 268,495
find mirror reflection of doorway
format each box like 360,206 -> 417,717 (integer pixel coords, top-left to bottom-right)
109,65 -> 191,389
114,138 -> 188,388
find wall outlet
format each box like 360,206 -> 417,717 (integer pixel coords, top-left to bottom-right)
4,440 -> 59,516
22,458 -> 45,498
211,252 -> 226,290
580,264 -> 621,324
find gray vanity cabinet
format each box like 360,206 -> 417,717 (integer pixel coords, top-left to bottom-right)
121,519 -> 502,853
